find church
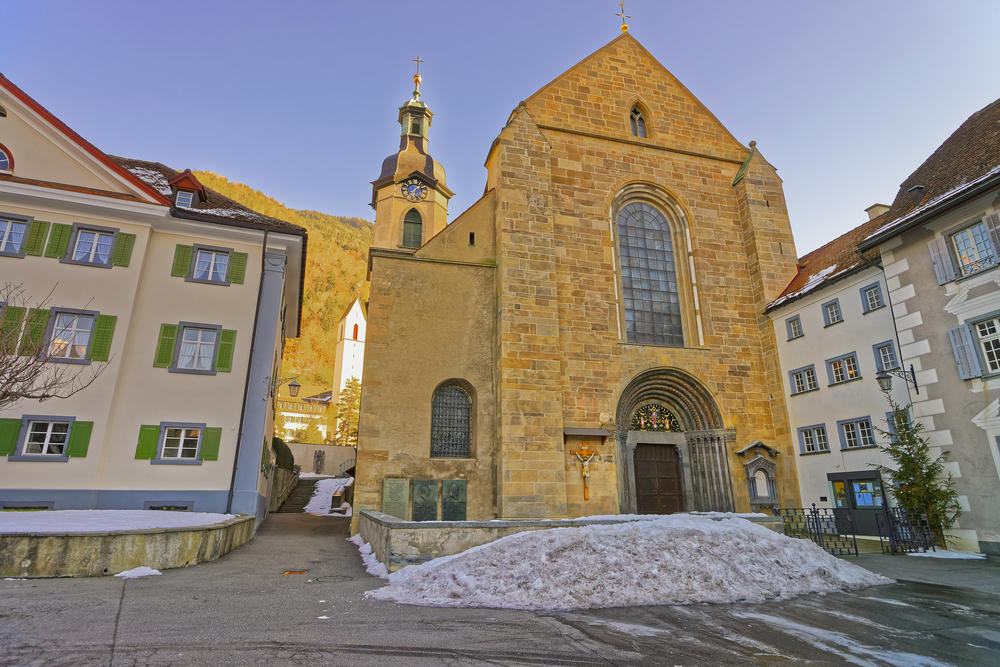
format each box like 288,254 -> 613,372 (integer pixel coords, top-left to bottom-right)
353,31 -> 800,524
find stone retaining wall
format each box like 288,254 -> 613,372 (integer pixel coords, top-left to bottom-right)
1,515 -> 255,578
268,466 -> 300,512
358,510 -> 784,572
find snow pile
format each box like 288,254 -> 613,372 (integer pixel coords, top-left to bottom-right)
0,510 -> 235,534
365,515 -> 891,610
115,566 -> 161,579
349,535 -> 389,578
908,549 -> 986,560
299,472 -> 335,479
330,502 -> 352,517
303,477 -> 354,515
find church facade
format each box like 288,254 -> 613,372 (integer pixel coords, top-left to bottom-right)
354,34 -> 800,524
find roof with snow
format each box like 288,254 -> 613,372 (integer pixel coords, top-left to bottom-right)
860,97 -> 1000,249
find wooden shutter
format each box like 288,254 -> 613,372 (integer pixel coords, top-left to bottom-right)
18,308 -> 50,356
928,236 -> 956,284
983,212 -> 1000,258
88,315 -> 117,362
199,427 -> 222,461
227,252 -> 248,284
135,425 -> 160,459
0,305 -> 26,351
111,233 -> 136,267
214,329 -> 236,372
23,221 -> 50,256
153,323 -> 178,367
948,325 -> 983,379
66,421 -> 93,457
171,244 -> 193,277
0,418 -> 22,456
44,223 -> 72,258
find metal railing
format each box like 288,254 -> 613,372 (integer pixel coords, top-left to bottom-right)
875,507 -> 936,554
775,504 -> 859,557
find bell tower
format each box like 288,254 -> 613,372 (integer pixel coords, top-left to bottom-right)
370,61 -> 453,250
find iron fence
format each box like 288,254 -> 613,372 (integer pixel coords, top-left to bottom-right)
875,507 -> 936,554
775,504 -> 859,557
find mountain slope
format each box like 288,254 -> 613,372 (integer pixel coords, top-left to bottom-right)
193,171 -> 372,387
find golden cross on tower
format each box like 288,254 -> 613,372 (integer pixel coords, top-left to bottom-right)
616,1 -> 631,33
410,56 -> 425,100
410,55 -> 425,75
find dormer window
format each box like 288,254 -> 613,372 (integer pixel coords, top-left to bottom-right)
175,191 -> 194,208
167,170 -> 206,208
630,106 -> 647,138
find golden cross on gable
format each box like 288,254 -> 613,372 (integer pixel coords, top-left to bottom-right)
410,55 -> 425,75
616,1 -> 631,32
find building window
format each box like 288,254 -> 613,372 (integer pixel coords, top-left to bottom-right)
617,201 -> 683,347
176,326 -> 219,372
785,315 -> 803,340
0,218 -> 27,256
826,352 -> 860,385
951,221 -> 996,277
789,365 -> 818,394
873,340 -> 899,371
0,145 -> 11,171
822,298 -> 843,326
352,323 -> 359,340
860,283 -> 884,313
161,425 -> 202,459
70,228 -> 115,266
839,417 -> 876,449
175,190 -> 195,208
48,311 -> 95,361
430,383 -> 472,458
402,209 -> 422,248
22,420 -> 71,456
798,425 -> 830,454
629,106 -> 647,138
192,248 -> 230,284
974,317 -> 1000,373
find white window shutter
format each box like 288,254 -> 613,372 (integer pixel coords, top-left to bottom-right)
928,236 -> 956,284
948,325 -> 982,379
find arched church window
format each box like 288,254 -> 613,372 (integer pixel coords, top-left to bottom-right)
630,106 -> 647,138
616,201 -> 683,346
430,383 -> 472,458
630,403 -> 680,431
402,208 -> 422,248
352,323 -> 359,340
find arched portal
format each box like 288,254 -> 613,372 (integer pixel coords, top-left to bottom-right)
615,368 -> 735,514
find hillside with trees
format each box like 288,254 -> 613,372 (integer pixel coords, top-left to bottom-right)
193,171 -> 372,387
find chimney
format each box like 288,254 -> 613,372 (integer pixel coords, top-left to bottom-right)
865,203 -> 890,221
907,185 -> 925,206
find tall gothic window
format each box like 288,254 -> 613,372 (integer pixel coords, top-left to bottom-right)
430,383 -> 472,457
617,201 -> 683,346
630,106 -> 647,138
402,208 -> 422,248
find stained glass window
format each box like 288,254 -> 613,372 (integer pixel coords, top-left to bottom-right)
630,403 -> 680,432
431,384 -> 472,457
617,202 -> 683,346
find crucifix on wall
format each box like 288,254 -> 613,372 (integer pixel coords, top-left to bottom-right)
571,445 -> 599,500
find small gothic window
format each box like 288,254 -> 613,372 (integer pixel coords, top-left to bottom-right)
431,383 -> 472,457
630,403 -> 680,431
630,106 -> 647,138
352,323 -> 359,340
754,470 -> 770,498
402,208 -> 422,248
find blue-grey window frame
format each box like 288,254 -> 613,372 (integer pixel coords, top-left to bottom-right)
859,282 -> 885,314
151,421 -> 206,465
797,423 -> 830,455
836,416 -> 877,451
821,298 -> 844,327
185,244 -> 233,286
8,414 -> 76,461
872,339 -> 899,371
966,308 -> 1000,377
948,218 -> 998,280
60,222 -> 118,269
174,190 -> 195,208
788,364 -> 818,395
42,307 -> 99,365
825,351 -> 861,385
168,321 -> 222,376
0,211 -> 32,258
785,315 -> 804,340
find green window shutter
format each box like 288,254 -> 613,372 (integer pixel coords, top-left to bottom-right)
44,223 -> 72,258
66,421 -> 93,457
199,427 -> 222,461
88,314 -> 117,362
214,329 -> 236,373
153,323 -> 178,368
0,418 -> 22,456
135,425 -> 160,459
227,252 -> 248,284
1,305 -> 26,351
18,308 -> 50,356
111,233 -> 136,267
23,221 -> 50,256
171,244 -> 193,277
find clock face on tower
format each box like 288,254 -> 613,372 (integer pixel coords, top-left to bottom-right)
400,177 -> 428,202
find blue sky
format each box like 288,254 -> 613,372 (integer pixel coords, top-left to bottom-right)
5,1 -> 999,253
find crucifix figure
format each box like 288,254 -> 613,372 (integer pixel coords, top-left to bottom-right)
616,1 -> 631,33
572,445 -> 599,500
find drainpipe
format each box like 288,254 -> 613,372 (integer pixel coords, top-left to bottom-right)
228,230 -> 269,513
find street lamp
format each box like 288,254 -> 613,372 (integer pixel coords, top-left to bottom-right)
287,379 -> 301,397
875,365 -> 919,395
270,375 -> 301,397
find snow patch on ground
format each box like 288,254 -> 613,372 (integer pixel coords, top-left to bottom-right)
299,473 -> 336,479
365,515 -> 891,610
115,566 -> 161,579
0,510 -> 235,534
349,534 -> 389,579
907,549 -> 985,560
330,502 -> 352,517
303,477 -> 354,515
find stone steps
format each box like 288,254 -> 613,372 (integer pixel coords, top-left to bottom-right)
275,478 -> 318,513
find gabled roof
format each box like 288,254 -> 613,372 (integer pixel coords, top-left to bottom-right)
337,297 -> 367,323
167,169 -> 207,199
861,97 -> 1000,249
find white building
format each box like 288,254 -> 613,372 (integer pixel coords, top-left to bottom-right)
332,298 -> 366,398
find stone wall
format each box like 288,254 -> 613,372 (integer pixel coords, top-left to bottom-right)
286,443 -> 356,476
267,466 -> 299,513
